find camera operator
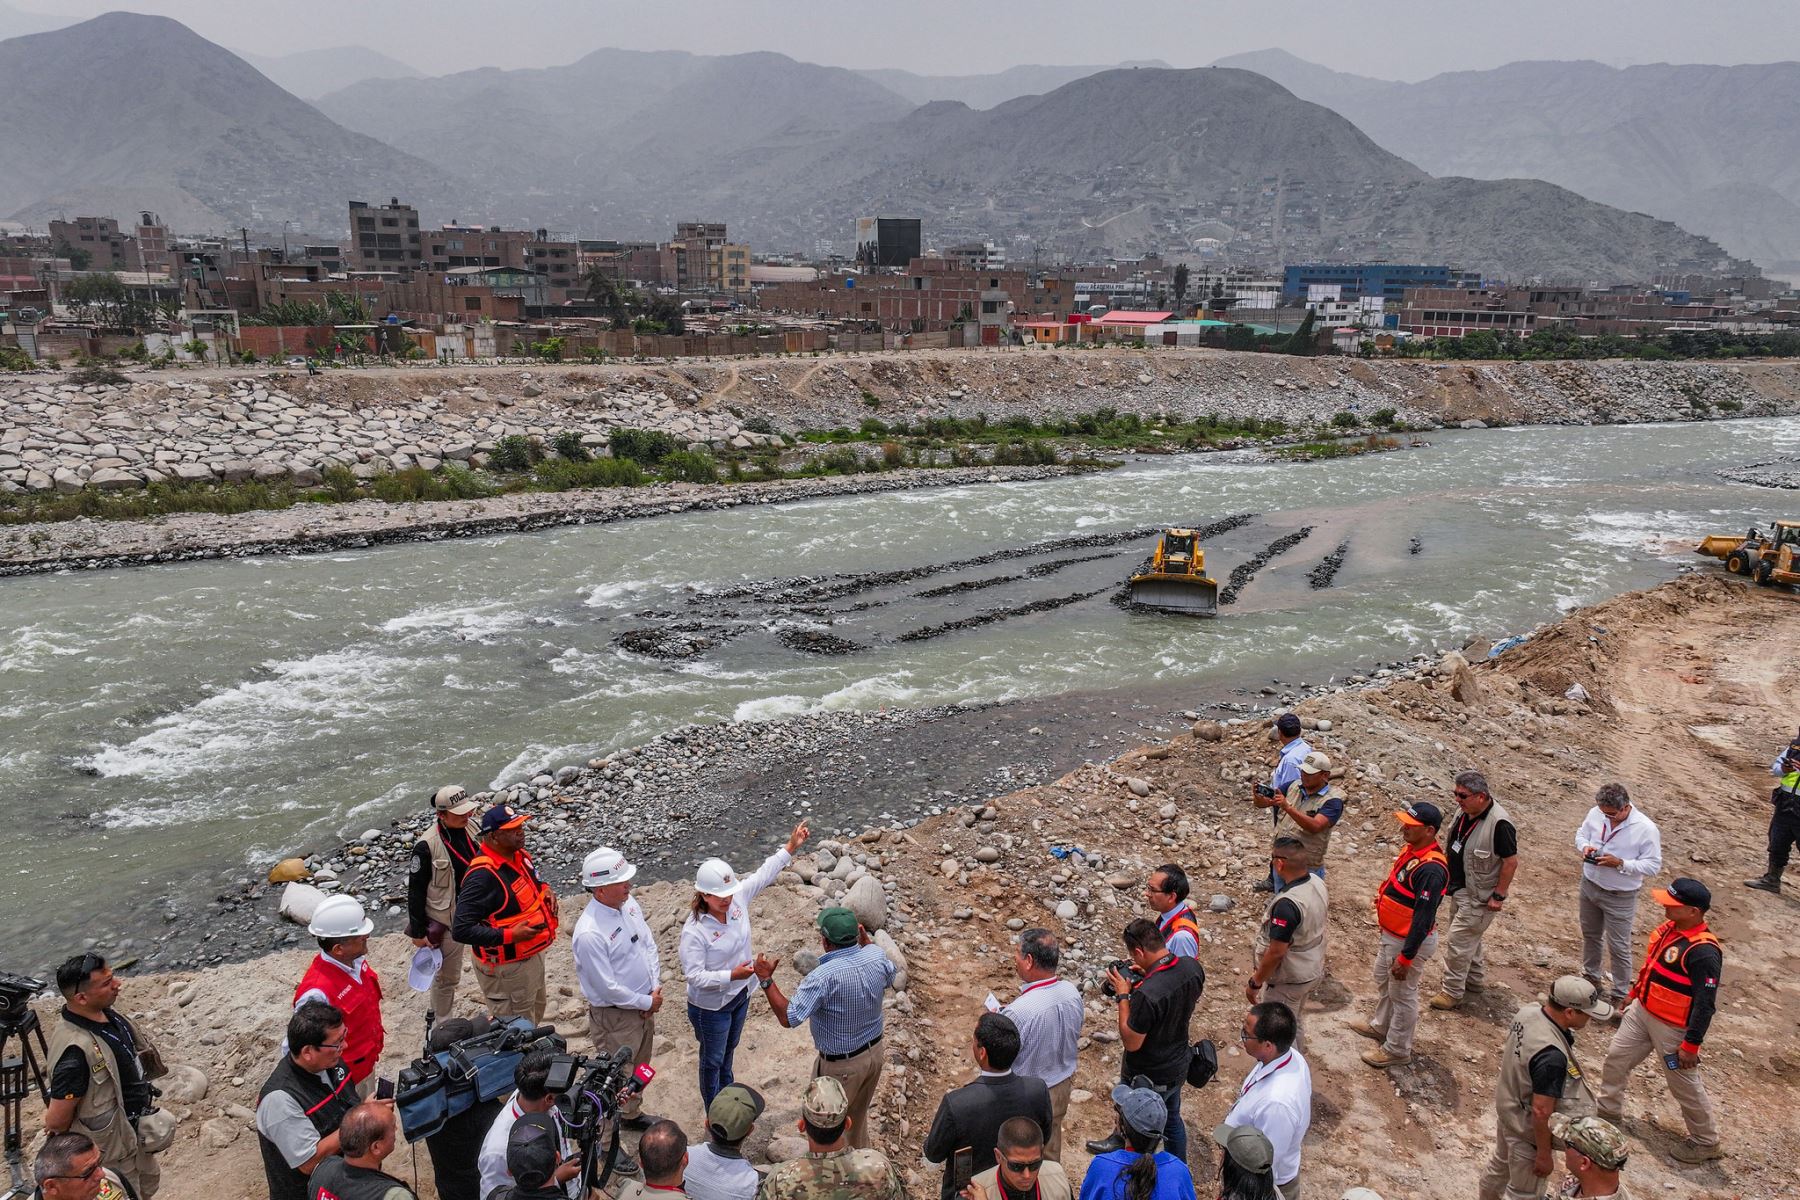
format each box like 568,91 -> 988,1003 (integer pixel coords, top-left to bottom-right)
488,1113 -> 571,1200
306,1102 -> 415,1200
418,1017 -> 506,1200
256,1002 -> 360,1200
32,1132 -> 135,1200
44,952 -> 169,1200
1083,919 -> 1203,1163
572,846 -> 662,1153
618,1121 -> 690,1200
1745,733 -> 1800,894
478,1050 -> 587,1199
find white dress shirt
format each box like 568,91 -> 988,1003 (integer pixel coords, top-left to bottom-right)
679,848 -> 792,1012
1574,806 -> 1663,892
573,894 -> 660,1009
1223,1048 -> 1312,1188
1001,976 -> 1083,1087
682,1142 -> 761,1200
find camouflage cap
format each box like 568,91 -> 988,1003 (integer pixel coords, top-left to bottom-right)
802,1076 -> 850,1127
1549,1114 -> 1628,1170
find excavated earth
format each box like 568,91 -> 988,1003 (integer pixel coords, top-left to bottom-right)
19,569 -> 1800,1200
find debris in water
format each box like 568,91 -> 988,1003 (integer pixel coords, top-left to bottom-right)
1307,540 -> 1351,590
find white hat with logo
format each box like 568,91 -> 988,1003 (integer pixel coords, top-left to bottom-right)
581,846 -> 637,888
694,857 -> 744,898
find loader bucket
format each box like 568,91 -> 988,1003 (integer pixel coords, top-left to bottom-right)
1128,573 -> 1219,616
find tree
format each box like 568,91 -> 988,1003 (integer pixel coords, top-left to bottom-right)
1173,264 -> 1190,307
583,266 -> 640,327
55,241 -> 91,271
65,273 -> 131,327
1284,310 -> 1317,356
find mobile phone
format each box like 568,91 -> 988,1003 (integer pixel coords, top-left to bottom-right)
1663,1053 -> 1683,1071
1254,783 -> 1276,799
375,1076 -> 395,1100
951,1147 -> 975,1195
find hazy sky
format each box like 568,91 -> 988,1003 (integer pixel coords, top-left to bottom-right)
24,0 -> 1800,78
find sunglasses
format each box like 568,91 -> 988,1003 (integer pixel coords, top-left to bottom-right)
1453,790 -> 1475,800
51,1162 -> 102,1182
1002,1159 -> 1045,1174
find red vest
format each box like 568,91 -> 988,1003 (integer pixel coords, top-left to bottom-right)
1631,920 -> 1721,1029
1375,843 -> 1449,938
295,955 -> 385,1084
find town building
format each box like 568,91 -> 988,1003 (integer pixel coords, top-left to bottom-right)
757,257 -> 1026,332
49,216 -> 132,271
1283,262 -> 1477,304
854,217 -> 922,270
670,222 -> 750,293
348,198 -> 423,272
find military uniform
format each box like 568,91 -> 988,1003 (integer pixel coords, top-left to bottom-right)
1550,1112 -> 1631,1200
758,1147 -> 906,1200
1479,1003 -> 1596,1200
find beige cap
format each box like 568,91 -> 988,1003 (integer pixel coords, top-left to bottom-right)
433,785 -> 478,815
1300,750 -> 1333,775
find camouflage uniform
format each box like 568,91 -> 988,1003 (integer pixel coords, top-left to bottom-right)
758,1147 -> 906,1200
1550,1114 -> 1631,1200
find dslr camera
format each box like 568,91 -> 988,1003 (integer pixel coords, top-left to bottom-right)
1100,959 -> 1144,999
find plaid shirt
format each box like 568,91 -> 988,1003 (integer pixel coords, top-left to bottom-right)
786,943 -> 894,1055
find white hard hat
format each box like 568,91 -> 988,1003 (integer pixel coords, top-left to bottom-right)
581,846 -> 637,888
308,895 -> 373,939
694,857 -> 744,898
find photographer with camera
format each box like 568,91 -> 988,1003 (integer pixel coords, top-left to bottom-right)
478,1049 -> 586,1199
1083,919 -> 1203,1163
1254,751 -> 1342,884
572,847 -> 662,1150
256,1002 -> 361,1200
44,952 -> 169,1200
1574,783 -> 1662,1011
415,1017 -> 507,1200
1745,732 -> 1800,894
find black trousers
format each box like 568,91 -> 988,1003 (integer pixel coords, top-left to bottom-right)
1768,795 -> 1800,877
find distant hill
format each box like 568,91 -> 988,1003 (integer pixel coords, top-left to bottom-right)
0,13 -> 473,235
1211,49 -> 1800,269
0,1 -> 67,38
238,45 -> 424,100
857,60 -> 1171,109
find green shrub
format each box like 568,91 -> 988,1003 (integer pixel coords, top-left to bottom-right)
552,430 -> 590,461
492,434 -> 537,472
0,346 -> 35,371
859,418 -> 889,436
321,465 -> 360,501
439,464 -> 497,499
535,457 -> 646,490
1330,411 -> 1359,428
861,389 -> 880,408
819,447 -> 863,474
1370,407 -> 1398,427
659,450 -> 719,483
609,427 -> 680,466
991,439 -> 1059,466
742,415 -> 776,435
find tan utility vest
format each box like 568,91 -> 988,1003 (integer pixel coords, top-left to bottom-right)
419,821 -> 461,925
1496,1003 -> 1595,1145
1253,872 -> 1329,984
46,1012 -> 154,1170
1443,799 -> 1512,899
1275,782 -> 1339,869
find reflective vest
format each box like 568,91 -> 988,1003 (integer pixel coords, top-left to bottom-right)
467,849 -> 558,965
295,955 -> 384,1085
1158,904 -> 1201,956
1375,843 -> 1448,938
1631,920 -> 1721,1029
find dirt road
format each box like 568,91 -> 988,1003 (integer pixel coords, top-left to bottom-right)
19,571 -> 1799,1199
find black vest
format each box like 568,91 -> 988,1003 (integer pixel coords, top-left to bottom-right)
307,1157 -> 413,1200
258,1056 -> 356,1200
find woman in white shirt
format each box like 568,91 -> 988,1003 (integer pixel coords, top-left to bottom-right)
681,818 -> 809,1107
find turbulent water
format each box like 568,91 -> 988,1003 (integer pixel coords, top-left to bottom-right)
5,417 -> 1797,963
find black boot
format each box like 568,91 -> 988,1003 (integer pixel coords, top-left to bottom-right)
1085,1133 -> 1126,1154
1744,874 -> 1782,893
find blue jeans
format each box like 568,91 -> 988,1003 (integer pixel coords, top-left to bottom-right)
1158,1080 -> 1187,1162
688,989 -> 751,1110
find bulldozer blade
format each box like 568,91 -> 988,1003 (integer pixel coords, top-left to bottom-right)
1128,577 -> 1219,616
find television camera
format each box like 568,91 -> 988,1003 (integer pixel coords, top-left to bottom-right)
544,1047 -> 656,1193
395,1018 -> 563,1144
0,970 -> 48,1200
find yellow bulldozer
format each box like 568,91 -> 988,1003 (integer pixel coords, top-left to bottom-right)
1695,520 -> 1800,588
1128,528 -> 1220,615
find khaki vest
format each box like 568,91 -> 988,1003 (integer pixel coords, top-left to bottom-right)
46,1013 -> 152,1171
1253,873 -> 1329,984
1444,798 -> 1512,899
1275,781 -> 1339,868
419,821 -> 459,925
1496,1003 -> 1595,1145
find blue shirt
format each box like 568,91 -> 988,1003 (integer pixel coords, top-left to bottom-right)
1078,1150 -> 1196,1200
786,943 -> 895,1055
1272,737 -> 1312,794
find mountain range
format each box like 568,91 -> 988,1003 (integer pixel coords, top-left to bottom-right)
238,45 -> 423,100
855,61 -> 1171,109
0,13 -> 1762,283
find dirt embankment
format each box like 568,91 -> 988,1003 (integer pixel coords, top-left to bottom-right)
17,571 -> 1800,1200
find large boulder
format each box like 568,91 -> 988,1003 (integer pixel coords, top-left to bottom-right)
278,882 -> 326,926
844,875 -> 886,931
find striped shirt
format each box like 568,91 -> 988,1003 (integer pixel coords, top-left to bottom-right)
786,943 -> 894,1055
1001,976 -> 1083,1087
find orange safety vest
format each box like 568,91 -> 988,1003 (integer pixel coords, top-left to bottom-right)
1374,843 -> 1449,938
1631,920 -> 1721,1029
1159,906 -> 1202,955
466,848 -> 558,965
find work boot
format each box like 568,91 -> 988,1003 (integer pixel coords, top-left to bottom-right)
613,1152 -> 641,1176
1084,1133 -> 1126,1155
1347,1018 -> 1385,1041
1361,1045 -> 1410,1069
1465,980 -> 1487,993
1671,1140 -> 1725,1165
1744,875 -> 1782,893
1428,991 -> 1462,1011
622,1112 -> 663,1132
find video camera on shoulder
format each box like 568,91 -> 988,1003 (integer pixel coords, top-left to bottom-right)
543,1047 -> 657,1192
395,1018 -> 564,1143
1100,959 -> 1144,999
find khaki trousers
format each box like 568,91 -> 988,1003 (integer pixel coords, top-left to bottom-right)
1371,929 -> 1437,1058
1277,1175 -> 1300,1200
1044,1074 -> 1075,1161
1577,879 -> 1639,1003
113,1140 -> 158,1200
473,952 -> 547,1024
588,1005 -> 655,1119
1264,978 -> 1318,1051
812,1042 -> 884,1149
1438,891 -> 1498,1000
428,934 -> 467,1022
1477,1130 -> 1548,1200
1596,1001 -> 1718,1147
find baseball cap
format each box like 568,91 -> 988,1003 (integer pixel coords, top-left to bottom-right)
1274,713 -> 1302,737
1211,1123 -> 1274,1174
433,784 -> 478,816
708,1084 -> 765,1141
481,804 -> 530,835
1395,801 -> 1443,829
1109,1077 -> 1168,1139
1651,877 -> 1711,911
1542,974 -> 1615,1020
1300,750 -> 1332,775
802,1076 -> 850,1127
817,906 -> 861,946
507,1112 -> 562,1189
580,846 -> 636,888
1549,1113 -> 1628,1170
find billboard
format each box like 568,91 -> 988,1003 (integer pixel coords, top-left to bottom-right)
854,217 -> 921,269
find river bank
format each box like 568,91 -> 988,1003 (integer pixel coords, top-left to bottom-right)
21,570 -> 1797,1200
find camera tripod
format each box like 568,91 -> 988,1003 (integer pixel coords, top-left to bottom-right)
1,1007 -> 48,1200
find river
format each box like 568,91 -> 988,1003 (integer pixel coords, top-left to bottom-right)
4,417 -> 1795,966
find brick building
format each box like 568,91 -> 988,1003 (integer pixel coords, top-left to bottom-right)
349,198 -> 423,272
757,258 -> 1026,331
